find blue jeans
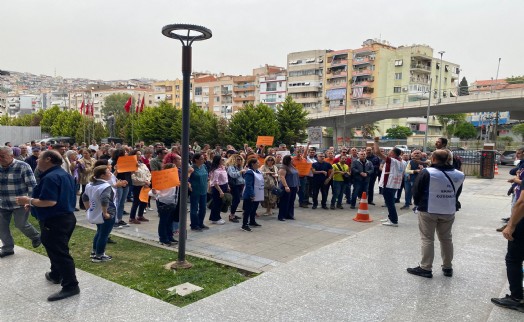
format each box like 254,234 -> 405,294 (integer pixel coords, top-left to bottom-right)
345,181 -> 353,204
93,216 -> 115,256
157,201 -> 175,243
230,184 -> 243,215
404,177 -> 414,207
190,193 -> 207,229
116,185 -> 130,221
331,181 -> 345,206
383,187 -> 398,223
298,176 -> 308,205
351,180 -> 369,207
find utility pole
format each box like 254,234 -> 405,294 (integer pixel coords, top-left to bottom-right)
493,58 -> 501,147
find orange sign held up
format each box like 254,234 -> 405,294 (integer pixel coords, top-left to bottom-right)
151,167 -> 180,190
256,136 -> 274,146
116,155 -> 138,173
295,162 -> 312,177
139,186 -> 151,203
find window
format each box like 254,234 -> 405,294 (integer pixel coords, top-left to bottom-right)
215,97 -> 220,102
395,73 -> 402,80
394,59 -> 403,66
195,87 -> 202,95
393,87 -> 402,93
214,86 -> 220,94
266,82 -> 277,91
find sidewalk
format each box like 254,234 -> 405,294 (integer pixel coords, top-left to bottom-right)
1,175 -> 522,321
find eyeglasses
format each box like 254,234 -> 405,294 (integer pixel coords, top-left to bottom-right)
267,159 -> 275,162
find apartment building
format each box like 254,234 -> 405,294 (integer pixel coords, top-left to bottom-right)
232,75 -> 256,111
191,74 -> 235,118
287,50 -> 327,113
153,80 -> 183,108
324,49 -> 352,111
254,65 -> 286,110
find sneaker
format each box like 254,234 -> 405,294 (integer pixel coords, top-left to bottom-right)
330,205 -> 336,210
148,207 -> 154,211
32,238 -> 42,248
211,219 -> 226,225
200,225 -> 210,230
241,225 -> 252,232
89,251 -> 96,259
336,205 -> 344,209
322,206 -> 329,210
249,222 -> 262,227
229,217 -> 239,223
380,218 -> 389,222
382,219 -> 398,227
311,205 -> 317,209
137,216 -> 149,222
442,268 -> 453,277
191,227 -> 203,232
118,220 -> 129,227
491,295 -> 524,312
407,266 -> 433,278
114,222 -> 122,229
400,205 -> 410,210
160,242 -> 176,247
91,254 -> 112,263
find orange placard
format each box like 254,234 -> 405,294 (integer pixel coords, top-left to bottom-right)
151,167 -> 180,190
256,136 -> 274,146
116,155 -> 138,173
258,157 -> 266,165
139,186 -> 151,203
295,162 -> 312,176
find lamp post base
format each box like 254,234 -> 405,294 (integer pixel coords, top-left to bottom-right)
170,260 -> 193,270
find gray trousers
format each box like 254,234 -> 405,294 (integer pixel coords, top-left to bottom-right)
0,207 -> 40,252
418,211 -> 455,271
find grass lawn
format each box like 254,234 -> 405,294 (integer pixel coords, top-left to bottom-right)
11,216 -> 253,307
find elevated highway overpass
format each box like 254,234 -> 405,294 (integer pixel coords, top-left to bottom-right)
307,88 -> 524,129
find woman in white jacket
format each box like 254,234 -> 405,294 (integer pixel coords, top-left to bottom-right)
82,165 -> 117,263
128,150 -> 152,224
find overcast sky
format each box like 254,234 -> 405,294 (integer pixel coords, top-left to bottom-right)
1,0 -> 522,82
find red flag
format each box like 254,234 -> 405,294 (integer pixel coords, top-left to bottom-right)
85,102 -> 90,116
139,96 -> 145,113
90,102 -> 94,116
124,97 -> 132,113
79,99 -> 85,114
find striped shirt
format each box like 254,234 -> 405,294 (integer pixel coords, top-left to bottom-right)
0,159 -> 37,210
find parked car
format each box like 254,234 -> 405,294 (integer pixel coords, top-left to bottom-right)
452,150 -> 481,163
500,152 -> 516,165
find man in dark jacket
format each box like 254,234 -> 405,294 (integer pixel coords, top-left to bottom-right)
407,149 -> 464,278
366,147 -> 381,205
350,151 -> 374,209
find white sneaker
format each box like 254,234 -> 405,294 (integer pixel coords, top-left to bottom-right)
382,219 -> 398,227
216,219 -> 226,225
148,207 -> 154,211
380,218 -> 389,222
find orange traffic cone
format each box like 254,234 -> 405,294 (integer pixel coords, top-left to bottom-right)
353,192 -> 373,222
494,163 -> 499,175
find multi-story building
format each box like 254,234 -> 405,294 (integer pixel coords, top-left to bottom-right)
153,80 -> 183,108
191,74 -> 235,118
287,50 -> 327,113
0,93 -> 6,116
254,65 -> 286,110
232,75 -> 256,111
324,49 -> 352,111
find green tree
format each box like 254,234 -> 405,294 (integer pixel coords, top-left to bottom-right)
506,76 -> 524,84
361,122 -> 379,138
189,104 -> 220,145
385,126 -> 413,139
459,77 -> 469,96
135,101 -> 181,145
276,96 -> 309,146
453,122 -> 477,140
40,106 -> 62,133
227,103 -> 280,148
51,110 -> 83,138
436,114 -> 466,138
511,123 -> 524,142
102,93 -> 135,117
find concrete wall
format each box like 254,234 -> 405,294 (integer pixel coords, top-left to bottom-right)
0,126 -> 41,146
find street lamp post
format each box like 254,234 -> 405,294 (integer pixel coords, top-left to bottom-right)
423,78 -> 433,152
162,23 -> 212,269
437,51 -> 445,104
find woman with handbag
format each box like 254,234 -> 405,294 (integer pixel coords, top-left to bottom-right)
226,154 -> 245,223
128,150 -> 152,224
241,158 -> 264,231
260,156 -> 279,215
330,155 -> 350,210
208,155 -> 229,225
278,155 -> 300,221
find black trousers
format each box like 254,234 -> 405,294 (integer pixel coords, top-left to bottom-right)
311,181 -> 329,207
40,213 -> 78,290
506,219 -> 524,300
367,173 -> 377,203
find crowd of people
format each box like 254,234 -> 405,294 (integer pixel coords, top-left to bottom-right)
0,137 -> 522,311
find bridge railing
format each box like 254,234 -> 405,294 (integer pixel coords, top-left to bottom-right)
306,87 -> 524,119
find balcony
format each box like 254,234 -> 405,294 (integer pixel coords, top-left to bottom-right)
287,85 -> 321,93
293,97 -> 319,104
352,81 -> 372,87
352,69 -> 372,76
326,82 -> 347,90
221,90 -> 232,95
233,96 -> 255,102
330,59 -> 348,67
326,70 -> 347,79
352,93 -> 372,99
353,57 -> 372,66
409,77 -> 430,85
233,86 -> 255,92
410,64 -> 431,73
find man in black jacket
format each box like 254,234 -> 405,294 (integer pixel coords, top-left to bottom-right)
350,151 -> 374,209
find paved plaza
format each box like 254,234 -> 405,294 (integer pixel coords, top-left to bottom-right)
1,172 -> 522,321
